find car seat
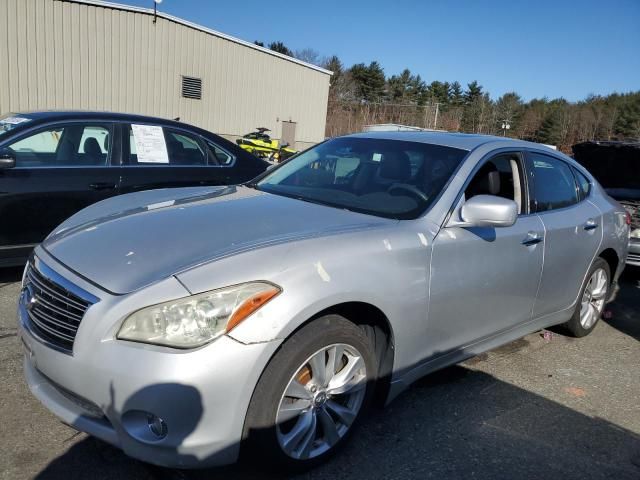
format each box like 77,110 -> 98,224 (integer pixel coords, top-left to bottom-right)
83,137 -> 104,166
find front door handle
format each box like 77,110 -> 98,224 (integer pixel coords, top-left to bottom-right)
89,182 -> 117,191
584,219 -> 599,231
522,231 -> 543,246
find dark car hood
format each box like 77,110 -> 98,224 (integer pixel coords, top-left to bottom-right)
43,186 -> 389,294
572,141 -> 640,191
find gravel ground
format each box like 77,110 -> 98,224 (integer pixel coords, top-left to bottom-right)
0,267 -> 639,480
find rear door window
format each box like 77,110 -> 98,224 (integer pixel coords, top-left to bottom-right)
529,153 -> 579,212
127,125 -> 207,166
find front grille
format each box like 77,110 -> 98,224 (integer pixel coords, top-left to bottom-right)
628,252 -> 640,263
23,264 -> 92,352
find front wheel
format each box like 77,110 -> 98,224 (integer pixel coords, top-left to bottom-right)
562,257 -> 610,337
242,315 -> 377,470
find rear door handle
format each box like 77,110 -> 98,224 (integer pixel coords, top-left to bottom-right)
89,182 -> 117,191
584,219 -> 599,231
522,231 -> 543,246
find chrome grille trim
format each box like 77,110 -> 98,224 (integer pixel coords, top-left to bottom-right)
26,268 -> 88,311
21,259 -> 98,354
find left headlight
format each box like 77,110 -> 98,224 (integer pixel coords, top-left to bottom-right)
117,282 -> 281,349
631,228 -> 640,239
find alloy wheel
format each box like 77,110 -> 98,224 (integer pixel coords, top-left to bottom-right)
275,343 -> 367,460
579,267 -> 608,329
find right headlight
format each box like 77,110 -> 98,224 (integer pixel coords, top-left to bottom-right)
117,281 -> 281,349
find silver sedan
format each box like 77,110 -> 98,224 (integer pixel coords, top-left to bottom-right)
18,132 -> 630,470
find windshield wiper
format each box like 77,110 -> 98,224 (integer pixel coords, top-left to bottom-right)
243,181 -> 261,190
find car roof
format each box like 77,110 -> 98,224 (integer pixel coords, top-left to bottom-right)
7,110 -> 195,131
345,130 -> 555,152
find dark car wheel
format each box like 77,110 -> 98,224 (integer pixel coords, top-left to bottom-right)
562,257 -> 611,338
242,315 -> 377,470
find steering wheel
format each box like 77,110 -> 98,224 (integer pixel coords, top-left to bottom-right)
387,183 -> 429,203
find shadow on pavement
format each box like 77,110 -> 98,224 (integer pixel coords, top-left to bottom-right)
0,266 -> 23,286
35,366 -> 640,480
605,267 -> 640,342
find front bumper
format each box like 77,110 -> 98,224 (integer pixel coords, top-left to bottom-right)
18,253 -> 280,468
627,238 -> 640,267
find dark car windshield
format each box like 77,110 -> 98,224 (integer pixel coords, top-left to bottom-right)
0,113 -> 33,139
256,137 -> 467,219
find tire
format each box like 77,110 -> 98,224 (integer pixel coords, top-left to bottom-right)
242,315 -> 377,471
562,257 -> 611,338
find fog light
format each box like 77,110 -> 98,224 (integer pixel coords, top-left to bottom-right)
147,414 -> 168,439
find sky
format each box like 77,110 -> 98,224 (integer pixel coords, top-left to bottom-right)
120,0 -> 639,102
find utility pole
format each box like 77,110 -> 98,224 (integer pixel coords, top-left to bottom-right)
433,103 -> 440,130
153,0 -> 162,24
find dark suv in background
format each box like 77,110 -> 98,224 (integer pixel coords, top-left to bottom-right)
0,111 -> 270,266
573,141 -> 640,266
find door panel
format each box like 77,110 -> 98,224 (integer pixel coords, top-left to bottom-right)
0,167 -> 120,247
0,122 -> 120,253
427,215 -> 545,356
119,166 -> 231,194
119,123 -> 232,193
533,202 -> 602,317
526,151 -> 603,317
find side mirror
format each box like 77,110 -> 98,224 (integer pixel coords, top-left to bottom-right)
281,142 -> 290,149
460,195 -> 517,228
0,149 -> 15,169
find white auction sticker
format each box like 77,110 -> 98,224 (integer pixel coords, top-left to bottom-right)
131,124 -> 169,164
0,116 -> 30,125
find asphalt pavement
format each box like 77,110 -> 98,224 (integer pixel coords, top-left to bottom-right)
1,267 -> 639,480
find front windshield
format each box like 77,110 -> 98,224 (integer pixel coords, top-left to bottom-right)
0,113 -> 32,139
256,137 -> 467,219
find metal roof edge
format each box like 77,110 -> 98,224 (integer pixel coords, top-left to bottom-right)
59,0 -> 333,76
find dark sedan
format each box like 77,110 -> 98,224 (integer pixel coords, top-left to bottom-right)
0,111 -> 270,267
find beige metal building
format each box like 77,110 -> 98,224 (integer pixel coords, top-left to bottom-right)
0,0 -> 331,149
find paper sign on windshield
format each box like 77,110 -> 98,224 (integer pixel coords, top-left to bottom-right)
131,124 -> 169,164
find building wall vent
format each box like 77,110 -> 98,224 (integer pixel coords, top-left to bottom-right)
181,76 -> 202,100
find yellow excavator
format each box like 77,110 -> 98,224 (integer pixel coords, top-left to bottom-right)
236,127 -> 297,162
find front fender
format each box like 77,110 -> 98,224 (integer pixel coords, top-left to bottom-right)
212,223 -> 435,380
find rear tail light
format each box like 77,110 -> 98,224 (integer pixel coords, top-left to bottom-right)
625,211 -> 632,226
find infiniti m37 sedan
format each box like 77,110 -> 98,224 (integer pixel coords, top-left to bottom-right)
18,132 -> 629,470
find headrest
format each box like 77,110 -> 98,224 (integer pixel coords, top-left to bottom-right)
83,137 -> 102,156
379,151 -> 411,182
468,164 -> 501,196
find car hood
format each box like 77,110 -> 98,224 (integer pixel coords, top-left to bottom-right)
43,186 -> 391,294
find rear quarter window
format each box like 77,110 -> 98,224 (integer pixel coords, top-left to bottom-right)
572,167 -> 591,200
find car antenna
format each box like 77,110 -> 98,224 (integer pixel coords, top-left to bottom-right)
173,117 -> 180,121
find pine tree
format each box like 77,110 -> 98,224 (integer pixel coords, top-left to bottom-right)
350,62 -> 385,103
450,81 -> 464,106
464,81 -> 483,105
614,98 -> 640,139
268,41 -> 293,57
537,110 -> 562,145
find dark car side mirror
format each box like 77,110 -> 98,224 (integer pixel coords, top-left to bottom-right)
0,149 -> 16,169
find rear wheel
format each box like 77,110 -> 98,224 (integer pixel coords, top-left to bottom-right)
562,257 -> 610,337
242,315 -> 377,470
